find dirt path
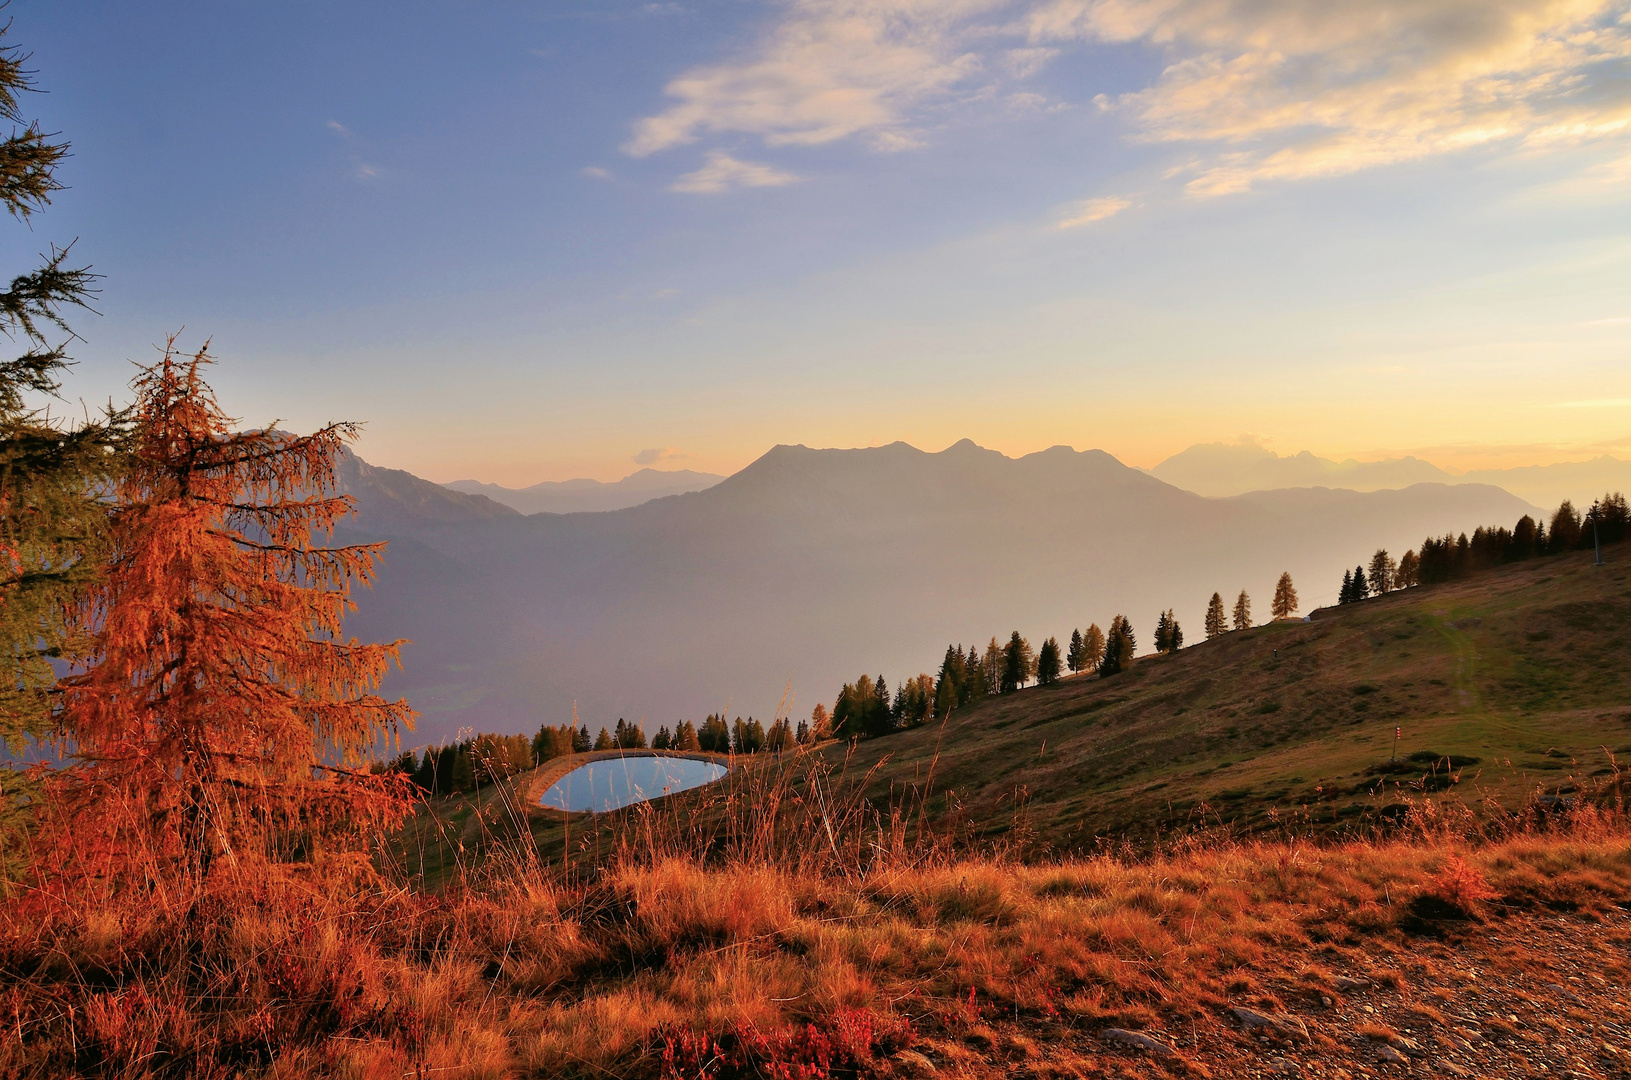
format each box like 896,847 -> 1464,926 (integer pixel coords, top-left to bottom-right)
892,908 -> 1631,1079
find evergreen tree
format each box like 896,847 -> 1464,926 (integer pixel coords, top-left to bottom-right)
674,720 -> 701,752
532,723 -> 575,763
1036,637 -> 1062,685
1339,568 -> 1353,604
810,703 -> 830,739
592,727 -> 613,751
1549,500 -> 1582,553
1066,628 -> 1084,674
651,726 -> 672,751
1367,551 -> 1394,596
1205,592 -> 1226,639
434,743 -> 457,794
962,645 -> 984,701
698,714 -> 731,752
1097,615 -> 1135,676
1232,590 -> 1251,630
1081,623 -> 1105,672
0,26 -> 127,875
574,724 -> 591,753
412,750 -> 438,793
1000,631 -> 1034,693
1351,565 -> 1370,601
1169,615 -> 1182,651
1154,610 -> 1172,653
450,746 -> 475,794
794,718 -> 810,744
53,348 -> 413,881
1271,571 -> 1299,617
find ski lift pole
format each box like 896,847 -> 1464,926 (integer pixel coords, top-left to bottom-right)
1392,726 -> 1400,763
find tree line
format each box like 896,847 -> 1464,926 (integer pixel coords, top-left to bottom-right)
1336,494 -> 1628,603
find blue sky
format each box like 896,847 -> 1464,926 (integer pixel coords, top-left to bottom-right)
12,0 -> 1631,484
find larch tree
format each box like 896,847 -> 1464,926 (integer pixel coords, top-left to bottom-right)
1081,623 -> 1105,672
1368,550 -> 1396,596
1232,590 -> 1251,631
53,344 -> 414,883
1205,592 -> 1226,639
1396,549 -> 1419,589
1271,572 -> 1298,618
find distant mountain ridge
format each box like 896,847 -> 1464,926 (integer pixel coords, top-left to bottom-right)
444,468 -> 724,515
1150,442 -> 1452,496
334,439 -> 1534,744
1150,441 -> 1631,510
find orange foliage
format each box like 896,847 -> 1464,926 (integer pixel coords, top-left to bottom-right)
49,340 -> 415,883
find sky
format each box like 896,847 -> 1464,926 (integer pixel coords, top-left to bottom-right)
9,0 -> 1631,485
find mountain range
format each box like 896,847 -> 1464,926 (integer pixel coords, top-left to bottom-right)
1149,441 -> 1631,510
443,468 -> 724,515
334,439 -> 1534,746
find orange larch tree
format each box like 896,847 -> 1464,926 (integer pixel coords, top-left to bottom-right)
53,341 -> 414,883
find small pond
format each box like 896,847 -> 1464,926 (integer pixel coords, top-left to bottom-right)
539,754 -> 730,813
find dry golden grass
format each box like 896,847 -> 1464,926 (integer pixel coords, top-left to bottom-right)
6,784 -> 1631,1078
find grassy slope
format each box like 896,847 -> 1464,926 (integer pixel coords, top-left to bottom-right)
829,548 -> 1631,848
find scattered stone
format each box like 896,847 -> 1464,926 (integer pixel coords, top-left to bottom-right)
1394,1037 -> 1426,1059
892,1050 -> 937,1077
1232,1007 -> 1310,1041
1101,1028 -> 1176,1057
1268,1057 -> 1300,1075
1375,1044 -> 1407,1064
1445,1035 -> 1476,1054
1438,1061 -> 1472,1077
1334,977 -> 1372,993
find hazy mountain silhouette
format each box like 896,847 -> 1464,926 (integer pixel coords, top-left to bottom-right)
444,468 -> 724,515
335,448 -> 518,530
336,440 -> 1534,745
1151,442 -> 1452,496
1458,456 -> 1631,514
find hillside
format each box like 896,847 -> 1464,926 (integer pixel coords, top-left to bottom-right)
826,547 -> 1631,847
335,440 -> 1534,741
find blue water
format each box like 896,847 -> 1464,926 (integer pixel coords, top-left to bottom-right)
539,754 -> 730,813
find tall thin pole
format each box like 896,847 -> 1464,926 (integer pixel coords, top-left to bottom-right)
1392,725 -> 1401,763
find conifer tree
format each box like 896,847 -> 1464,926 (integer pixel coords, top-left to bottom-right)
1000,631 -> 1033,693
810,702 -> 830,740
1036,637 -> 1061,685
1352,565 -> 1370,601
450,745 -> 475,793
1081,623 -> 1105,671
1154,610 -> 1172,653
1232,590 -> 1251,630
982,637 -> 1003,695
1549,500 -> 1582,553
794,718 -> 810,744
1067,628 -> 1084,674
412,750 -> 437,793
1339,568 -> 1353,604
574,724 -> 591,753
53,346 -> 414,881
1098,616 -> 1135,676
963,645 -> 984,700
0,25 -> 127,875
1367,551 -> 1394,596
1271,571 -> 1298,618
592,727 -> 613,751
651,726 -> 671,751
1169,615 -> 1182,651
1205,592 -> 1226,639
673,720 -> 700,752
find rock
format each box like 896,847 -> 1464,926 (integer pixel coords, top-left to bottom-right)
1101,1028 -> 1176,1056
892,1049 -> 937,1077
1232,1007 -> 1310,1041
1445,1035 -> 1475,1054
1334,977 -> 1372,993
1375,1044 -> 1407,1064
1395,1037 -> 1426,1059
1268,1057 -> 1299,1075
1438,1061 -> 1472,1076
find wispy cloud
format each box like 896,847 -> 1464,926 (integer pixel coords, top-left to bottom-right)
1030,0 -> 1631,196
326,120 -> 353,138
1057,194 -> 1131,226
624,0 -> 1005,157
670,151 -> 801,193
634,447 -> 687,464
582,165 -> 612,179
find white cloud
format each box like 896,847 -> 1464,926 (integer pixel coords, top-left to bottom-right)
1004,46 -> 1059,78
1057,194 -> 1132,226
327,120 -> 352,138
582,165 -> 612,179
1029,0 -> 1631,196
670,151 -> 802,193
624,0 -> 1006,157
